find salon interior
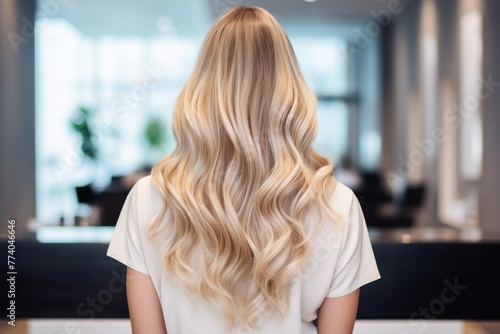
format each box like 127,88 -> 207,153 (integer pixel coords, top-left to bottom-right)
1,0 -> 499,333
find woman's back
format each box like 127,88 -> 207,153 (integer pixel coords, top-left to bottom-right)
107,175 -> 380,333
107,6 -> 380,333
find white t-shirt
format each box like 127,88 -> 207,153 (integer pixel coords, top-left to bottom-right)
107,175 -> 381,334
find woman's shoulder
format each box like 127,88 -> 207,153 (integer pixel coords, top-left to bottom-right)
135,174 -> 152,188
329,180 -> 358,212
130,174 -> 165,219
133,174 -> 160,199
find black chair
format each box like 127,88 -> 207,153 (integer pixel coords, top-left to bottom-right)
401,185 -> 426,210
75,184 -> 95,204
373,184 -> 426,228
356,171 -> 393,227
97,189 -> 129,226
75,176 -> 134,226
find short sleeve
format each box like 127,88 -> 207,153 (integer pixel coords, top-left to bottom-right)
327,189 -> 381,298
106,181 -> 149,275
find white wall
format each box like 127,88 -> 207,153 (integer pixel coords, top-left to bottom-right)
381,0 -> 500,233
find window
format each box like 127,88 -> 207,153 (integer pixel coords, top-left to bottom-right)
36,19 -> 356,224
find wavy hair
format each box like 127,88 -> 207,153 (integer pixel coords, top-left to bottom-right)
148,5 -> 341,330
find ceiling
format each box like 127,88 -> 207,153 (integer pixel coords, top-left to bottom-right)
38,0 -> 392,37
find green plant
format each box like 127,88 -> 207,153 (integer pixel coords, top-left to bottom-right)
144,117 -> 166,150
70,107 -> 98,161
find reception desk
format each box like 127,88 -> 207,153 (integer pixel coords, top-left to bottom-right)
1,227 -> 499,320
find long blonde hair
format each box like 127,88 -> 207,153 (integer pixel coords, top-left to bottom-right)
148,5 -> 340,329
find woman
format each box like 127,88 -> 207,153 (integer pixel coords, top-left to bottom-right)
107,6 -> 380,334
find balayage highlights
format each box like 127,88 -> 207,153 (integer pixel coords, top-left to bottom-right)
147,6 -> 341,330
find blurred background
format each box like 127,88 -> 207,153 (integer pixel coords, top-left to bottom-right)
2,0 -> 499,236
1,0 -> 500,333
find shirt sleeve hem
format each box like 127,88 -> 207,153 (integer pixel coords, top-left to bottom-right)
106,249 -> 150,276
326,273 -> 382,299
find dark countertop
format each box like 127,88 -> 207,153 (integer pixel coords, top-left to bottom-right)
1,226 -> 500,320
368,225 -> 500,243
